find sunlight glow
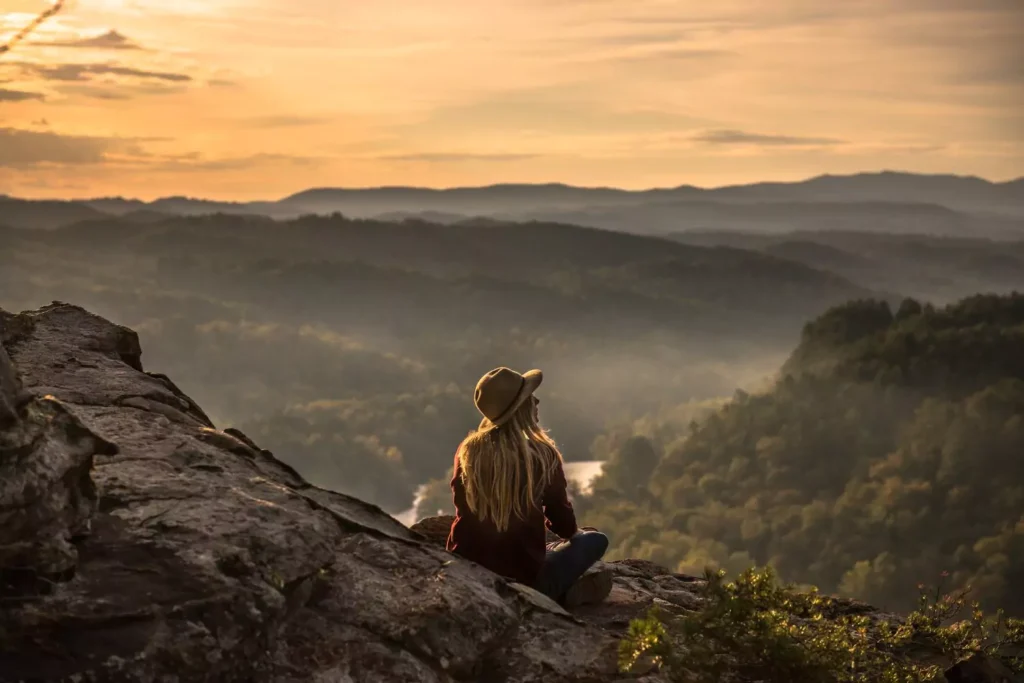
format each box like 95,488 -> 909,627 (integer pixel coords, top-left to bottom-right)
0,0 -> 1020,198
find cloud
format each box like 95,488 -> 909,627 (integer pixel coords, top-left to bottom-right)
837,142 -> 947,155
552,27 -> 736,49
593,47 -> 733,65
376,152 -> 541,163
0,88 -> 44,102
397,85 -> 716,142
242,115 -> 333,128
0,127 -> 325,174
0,127 -> 145,167
691,129 -> 846,147
7,60 -> 194,99
582,30 -> 695,47
30,29 -> 143,50
55,85 -> 134,100
141,152 -> 329,172
16,62 -> 191,83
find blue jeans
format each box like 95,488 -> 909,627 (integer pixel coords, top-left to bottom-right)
534,530 -> 609,602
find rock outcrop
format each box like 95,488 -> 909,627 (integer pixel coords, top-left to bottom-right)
0,303 -> 673,682
0,324 -> 116,596
1,303 -> 1019,683
409,515 -> 706,634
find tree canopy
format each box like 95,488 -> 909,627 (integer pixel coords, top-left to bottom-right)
580,293 -> 1024,615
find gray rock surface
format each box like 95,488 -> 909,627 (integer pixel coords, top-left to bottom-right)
0,303 -> 644,682
0,311 -> 117,598
409,515 -> 707,633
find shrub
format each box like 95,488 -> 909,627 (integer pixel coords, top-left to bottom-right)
619,566 -> 1024,682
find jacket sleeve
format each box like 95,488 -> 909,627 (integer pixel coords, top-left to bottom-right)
542,458 -> 578,539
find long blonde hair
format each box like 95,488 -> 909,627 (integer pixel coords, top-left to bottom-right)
457,399 -> 562,532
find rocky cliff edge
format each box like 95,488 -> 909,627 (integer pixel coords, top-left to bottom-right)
0,302 -> 694,683
0,303 -> 1014,683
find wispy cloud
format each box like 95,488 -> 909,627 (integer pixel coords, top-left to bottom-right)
0,126 -> 145,167
5,59 -> 194,99
692,129 -> 847,147
242,115 -> 334,128
143,152 -> 330,172
0,125 -> 326,174
57,82 -> 190,100
396,85 -> 715,141
29,29 -> 142,51
377,152 -> 542,163
0,87 -> 43,102
585,47 -> 733,65
14,61 -> 191,83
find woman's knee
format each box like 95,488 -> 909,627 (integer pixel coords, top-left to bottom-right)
580,530 -> 609,559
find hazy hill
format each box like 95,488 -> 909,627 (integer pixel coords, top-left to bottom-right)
4,172 -> 1022,238
697,171 -> 1024,214
28,213 -> 865,319
511,199 -> 1024,239
278,172 -> 1024,219
0,196 -> 108,230
1,212 -> 868,512
83,195 -> 280,217
667,230 -> 1024,304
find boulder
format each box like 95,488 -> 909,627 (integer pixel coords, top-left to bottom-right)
0,312 -> 117,597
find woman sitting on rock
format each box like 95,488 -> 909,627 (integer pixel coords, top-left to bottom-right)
446,366 -> 612,607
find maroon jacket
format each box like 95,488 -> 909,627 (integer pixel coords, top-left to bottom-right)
446,451 -> 578,585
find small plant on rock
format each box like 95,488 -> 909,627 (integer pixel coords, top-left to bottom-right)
619,566 -> 1024,683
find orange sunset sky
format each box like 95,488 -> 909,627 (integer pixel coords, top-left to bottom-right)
1,0 -> 1022,200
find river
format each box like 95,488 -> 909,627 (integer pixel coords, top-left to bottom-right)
394,459 -> 606,526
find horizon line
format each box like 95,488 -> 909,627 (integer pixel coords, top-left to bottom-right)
2,168 -> 1021,205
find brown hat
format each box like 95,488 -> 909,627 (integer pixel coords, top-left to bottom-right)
474,367 -> 543,427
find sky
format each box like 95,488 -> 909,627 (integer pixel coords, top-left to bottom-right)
0,0 -> 1022,200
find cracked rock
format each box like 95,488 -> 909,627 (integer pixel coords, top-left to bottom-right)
0,304 -> 621,683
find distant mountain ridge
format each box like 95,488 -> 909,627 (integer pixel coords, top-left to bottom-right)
3,171 -> 1022,237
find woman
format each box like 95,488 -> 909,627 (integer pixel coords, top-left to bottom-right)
446,366 -> 612,607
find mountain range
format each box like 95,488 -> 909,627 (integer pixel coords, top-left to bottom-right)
3,171 -> 1023,238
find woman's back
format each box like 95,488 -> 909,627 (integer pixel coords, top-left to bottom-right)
445,366 -> 610,606
446,447 -> 577,585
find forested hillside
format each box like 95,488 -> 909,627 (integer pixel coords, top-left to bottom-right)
5,209 -> 1022,618
669,230 -> 1024,304
0,213 -> 862,512
574,293 -> 1024,615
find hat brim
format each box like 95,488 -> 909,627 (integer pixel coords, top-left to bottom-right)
489,369 -> 543,427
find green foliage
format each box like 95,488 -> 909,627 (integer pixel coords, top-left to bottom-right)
619,567 -> 1024,683
589,293 -> 1024,615
596,435 -> 660,495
